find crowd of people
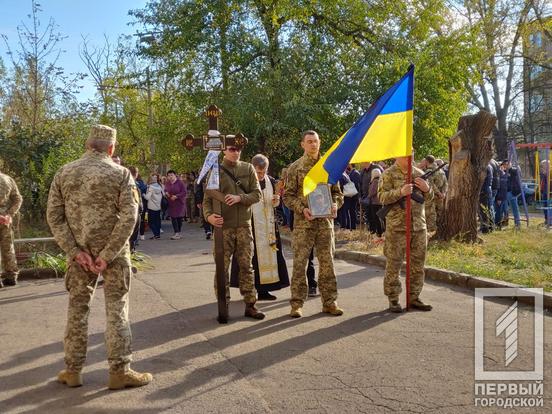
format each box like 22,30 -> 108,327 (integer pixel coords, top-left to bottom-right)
478,158 -> 551,232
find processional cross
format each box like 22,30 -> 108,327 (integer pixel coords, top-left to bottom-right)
182,105 -> 247,323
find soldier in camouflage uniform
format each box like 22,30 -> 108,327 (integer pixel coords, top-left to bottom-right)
433,158 -> 448,226
203,142 -> 265,320
0,171 -> 23,287
47,125 -> 152,390
418,155 -> 447,233
283,130 -> 344,318
378,155 -> 434,312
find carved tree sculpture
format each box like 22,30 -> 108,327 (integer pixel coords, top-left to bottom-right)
436,110 -> 497,242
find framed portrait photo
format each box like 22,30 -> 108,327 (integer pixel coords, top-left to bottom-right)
307,184 -> 333,218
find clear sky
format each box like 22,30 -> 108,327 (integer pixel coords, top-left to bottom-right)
0,0 -> 149,101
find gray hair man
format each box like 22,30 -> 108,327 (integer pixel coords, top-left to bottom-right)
47,124 -> 152,390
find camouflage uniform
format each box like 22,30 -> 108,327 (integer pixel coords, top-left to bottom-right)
378,164 -> 433,302
432,163 -> 448,227
47,129 -> 138,374
0,172 -> 23,283
283,154 -> 344,308
424,162 -> 447,232
203,159 -> 261,304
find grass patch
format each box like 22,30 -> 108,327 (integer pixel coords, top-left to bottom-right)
333,224 -> 552,291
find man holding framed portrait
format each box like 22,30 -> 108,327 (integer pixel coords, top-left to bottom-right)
283,130 -> 344,318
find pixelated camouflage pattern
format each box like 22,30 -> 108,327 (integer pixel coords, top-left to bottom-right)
283,154 -> 343,230
88,124 -> 116,142
0,172 -> 22,281
290,226 -> 338,308
383,228 -> 427,301
0,224 -> 18,280
47,148 -> 138,373
424,162 -> 447,232
47,150 -> 138,264
63,261 -> 132,372
0,172 -> 23,216
215,226 -> 257,304
377,164 -> 433,232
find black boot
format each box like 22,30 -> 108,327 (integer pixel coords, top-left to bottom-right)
3,279 -> 16,287
258,292 -> 277,301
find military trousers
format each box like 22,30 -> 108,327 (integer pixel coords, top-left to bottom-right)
425,201 -> 437,233
0,223 -> 18,281
64,260 -> 132,373
291,226 -> 337,308
383,228 -> 427,301
214,226 -> 256,304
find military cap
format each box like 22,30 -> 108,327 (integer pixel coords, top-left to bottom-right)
89,124 -> 117,143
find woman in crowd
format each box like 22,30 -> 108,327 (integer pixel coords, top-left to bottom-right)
164,170 -> 187,239
144,174 -> 164,239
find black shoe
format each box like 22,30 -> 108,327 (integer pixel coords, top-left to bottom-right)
3,279 -> 16,287
258,292 -> 277,301
149,236 -> 160,240
308,286 -> 318,297
206,231 -> 212,240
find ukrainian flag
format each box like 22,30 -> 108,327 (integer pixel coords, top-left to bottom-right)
304,66 -> 414,195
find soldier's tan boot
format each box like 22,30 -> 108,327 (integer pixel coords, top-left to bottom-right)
410,298 -> 433,311
57,369 -> 83,387
108,369 -> 153,390
289,306 -> 303,318
388,299 -> 403,313
244,303 -> 265,320
322,302 -> 344,316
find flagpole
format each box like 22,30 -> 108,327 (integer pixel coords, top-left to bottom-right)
405,155 -> 412,311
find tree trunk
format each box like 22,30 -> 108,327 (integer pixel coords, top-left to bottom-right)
436,110 -> 497,242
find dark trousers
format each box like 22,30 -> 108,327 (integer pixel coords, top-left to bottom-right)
130,215 -> 140,252
543,193 -> 550,224
368,204 -> 384,236
148,209 -> 161,237
139,208 -> 147,236
201,214 -> 212,234
479,187 -> 493,233
307,248 -> 316,288
171,217 -> 183,233
339,197 -> 358,230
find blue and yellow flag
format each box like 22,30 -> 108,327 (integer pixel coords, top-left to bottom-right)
304,66 -> 414,195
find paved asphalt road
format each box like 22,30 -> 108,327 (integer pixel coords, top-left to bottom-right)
1,221 -> 551,413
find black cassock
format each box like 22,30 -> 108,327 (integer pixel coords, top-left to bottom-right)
230,176 -> 290,293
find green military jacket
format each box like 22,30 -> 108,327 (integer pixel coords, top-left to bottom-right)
0,172 -> 23,217
47,150 -> 139,264
283,153 -> 344,229
378,163 -> 433,232
203,158 -> 261,229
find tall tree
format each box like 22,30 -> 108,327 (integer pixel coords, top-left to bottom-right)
459,0 -> 551,159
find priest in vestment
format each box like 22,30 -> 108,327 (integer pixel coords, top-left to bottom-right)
231,154 -> 289,300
